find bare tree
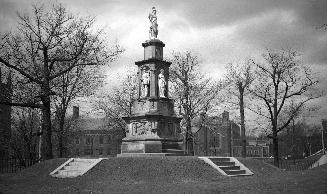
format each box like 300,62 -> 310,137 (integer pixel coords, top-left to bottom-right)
11,108 -> 41,161
225,60 -> 254,158
94,70 -> 138,136
250,49 -> 320,166
52,65 -> 104,157
169,51 -> 222,155
0,3 -> 122,159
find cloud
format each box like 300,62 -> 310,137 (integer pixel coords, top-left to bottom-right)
1,0 -> 327,120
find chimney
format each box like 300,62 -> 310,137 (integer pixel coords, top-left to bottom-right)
72,106 -> 79,119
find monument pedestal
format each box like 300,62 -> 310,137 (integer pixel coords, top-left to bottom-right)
119,39 -> 183,157
121,138 -> 162,153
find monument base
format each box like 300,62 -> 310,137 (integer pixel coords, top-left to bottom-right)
121,140 -> 162,154
119,137 -> 184,157
117,153 -> 173,157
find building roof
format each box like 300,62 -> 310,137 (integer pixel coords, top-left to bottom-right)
192,115 -> 233,134
74,117 -> 110,131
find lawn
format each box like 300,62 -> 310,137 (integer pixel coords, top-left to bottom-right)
0,157 -> 326,193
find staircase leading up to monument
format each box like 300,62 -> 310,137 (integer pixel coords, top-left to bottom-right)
50,158 -> 105,178
199,157 -> 253,177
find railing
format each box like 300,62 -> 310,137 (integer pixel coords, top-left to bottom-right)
254,154 -> 322,171
0,158 -> 39,173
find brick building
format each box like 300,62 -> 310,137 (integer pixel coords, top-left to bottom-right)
233,139 -> 270,157
0,68 -> 12,158
194,111 -> 270,157
194,111 -> 240,156
68,107 -> 122,157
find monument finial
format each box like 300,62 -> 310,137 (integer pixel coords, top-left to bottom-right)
148,6 -> 158,39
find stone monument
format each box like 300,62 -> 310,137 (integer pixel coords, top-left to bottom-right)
119,7 -> 183,156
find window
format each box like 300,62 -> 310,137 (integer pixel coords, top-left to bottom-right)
107,148 -> 111,155
99,136 -> 103,144
86,136 -> 93,145
75,149 -> 80,156
75,138 -> 80,145
210,133 -> 220,148
84,147 -> 93,155
107,135 -> 111,144
99,148 -> 103,155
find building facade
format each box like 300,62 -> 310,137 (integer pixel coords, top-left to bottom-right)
194,111 -> 240,156
71,129 -> 121,157
233,140 -> 271,157
194,111 -> 270,157
67,107 -> 123,157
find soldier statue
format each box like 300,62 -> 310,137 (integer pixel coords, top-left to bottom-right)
148,7 -> 158,39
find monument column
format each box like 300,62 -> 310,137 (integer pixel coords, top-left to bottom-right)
149,66 -> 156,98
118,7 -> 183,156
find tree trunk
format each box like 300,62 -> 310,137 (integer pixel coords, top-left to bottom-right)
186,118 -> 194,156
41,49 -> 53,160
273,130 -> 279,167
292,119 -> 295,159
273,86 -> 279,167
184,82 -> 194,155
57,106 -> 67,158
204,126 -> 208,155
58,126 -> 64,158
239,88 -> 246,158
41,98 -> 53,160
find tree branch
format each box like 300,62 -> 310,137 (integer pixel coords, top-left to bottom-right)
0,101 -> 42,109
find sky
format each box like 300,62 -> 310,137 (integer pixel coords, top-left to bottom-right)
0,0 -> 327,127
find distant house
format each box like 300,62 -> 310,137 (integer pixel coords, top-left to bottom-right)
233,138 -> 270,157
194,110 -> 270,157
67,107 -> 123,157
194,111 -> 240,156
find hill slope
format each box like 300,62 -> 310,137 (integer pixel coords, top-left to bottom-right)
0,157 -> 326,193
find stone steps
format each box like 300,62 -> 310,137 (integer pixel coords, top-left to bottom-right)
64,165 -> 87,171
57,169 -> 84,177
219,166 -> 240,171
209,157 -> 231,162
198,157 -> 254,177
50,158 -> 105,178
224,169 -> 246,175
68,161 -> 92,167
212,161 -> 235,166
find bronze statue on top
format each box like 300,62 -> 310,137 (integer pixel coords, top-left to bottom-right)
148,7 -> 158,39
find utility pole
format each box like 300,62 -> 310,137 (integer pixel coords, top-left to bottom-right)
321,119 -> 326,155
230,121 -> 233,157
204,125 -> 208,155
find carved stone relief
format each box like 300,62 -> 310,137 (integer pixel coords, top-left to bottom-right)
130,121 -> 157,136
151,101 -> 155,109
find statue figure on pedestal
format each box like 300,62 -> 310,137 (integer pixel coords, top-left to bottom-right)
141,70 -> 150,97
158,69 -> 166,97
148,7 -> 158,39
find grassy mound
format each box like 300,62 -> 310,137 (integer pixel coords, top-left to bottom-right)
86,157 -> 225,183
0,157 -> 326,193
237,157 -> 282,176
